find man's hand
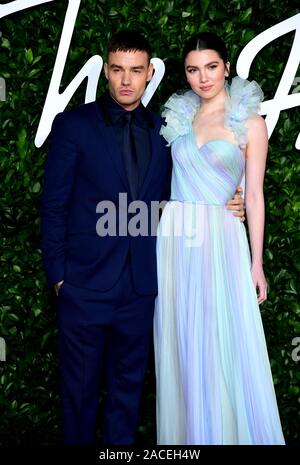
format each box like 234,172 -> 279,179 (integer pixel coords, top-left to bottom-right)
226,186 -> 245,222
54,280 -> 64,296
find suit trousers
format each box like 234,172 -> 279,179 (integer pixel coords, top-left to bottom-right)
56,257 -> 156,445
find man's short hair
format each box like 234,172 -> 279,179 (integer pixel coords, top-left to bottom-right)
107,30 -> 152,63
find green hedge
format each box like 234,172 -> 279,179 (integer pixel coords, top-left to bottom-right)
0,0 -> 299,445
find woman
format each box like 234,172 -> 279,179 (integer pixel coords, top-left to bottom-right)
154,32 -> 285,445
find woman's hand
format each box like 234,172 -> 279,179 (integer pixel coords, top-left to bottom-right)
251,264 -> 267,304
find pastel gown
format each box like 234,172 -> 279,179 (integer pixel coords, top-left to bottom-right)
154,77 -> 285,445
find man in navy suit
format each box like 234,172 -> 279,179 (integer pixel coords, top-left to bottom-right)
41,31 -> 172,446
41,30 -> 244,445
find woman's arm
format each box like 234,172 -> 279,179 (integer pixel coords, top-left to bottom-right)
245,115 -> 268,304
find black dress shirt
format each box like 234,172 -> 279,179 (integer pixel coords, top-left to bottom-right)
98,92 -> 152,197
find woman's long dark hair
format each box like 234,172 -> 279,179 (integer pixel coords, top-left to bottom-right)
182,32 -> 228,64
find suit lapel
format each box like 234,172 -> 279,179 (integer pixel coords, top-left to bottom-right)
139,123 -> 161,199
93,102 -> 130,194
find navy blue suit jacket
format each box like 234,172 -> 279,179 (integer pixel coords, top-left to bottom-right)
41,99 -> 172,295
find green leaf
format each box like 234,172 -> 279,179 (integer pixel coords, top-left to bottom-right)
240,7 -> 252,22
11,400 -> 18,409
31,182 -> 41,193
25,48 -> 33,64
1,38 -> 10,49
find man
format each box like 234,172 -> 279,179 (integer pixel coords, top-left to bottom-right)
41,30 -> 244,445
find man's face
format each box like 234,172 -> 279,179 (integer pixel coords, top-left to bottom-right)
104,50 -> 153,111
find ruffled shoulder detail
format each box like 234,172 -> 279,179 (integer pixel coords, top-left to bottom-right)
224,76 -> 264,148
160,90 -> 200,145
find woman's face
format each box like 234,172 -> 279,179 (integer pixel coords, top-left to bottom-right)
184,49 -> 229,100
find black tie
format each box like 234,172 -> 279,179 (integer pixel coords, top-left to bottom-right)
122,112 -> 138,200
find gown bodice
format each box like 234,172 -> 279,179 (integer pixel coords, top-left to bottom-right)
160,77 -> 264,205
171,133 -> 245,205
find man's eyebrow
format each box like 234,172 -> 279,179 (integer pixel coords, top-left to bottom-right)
109,64 -> 146,70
